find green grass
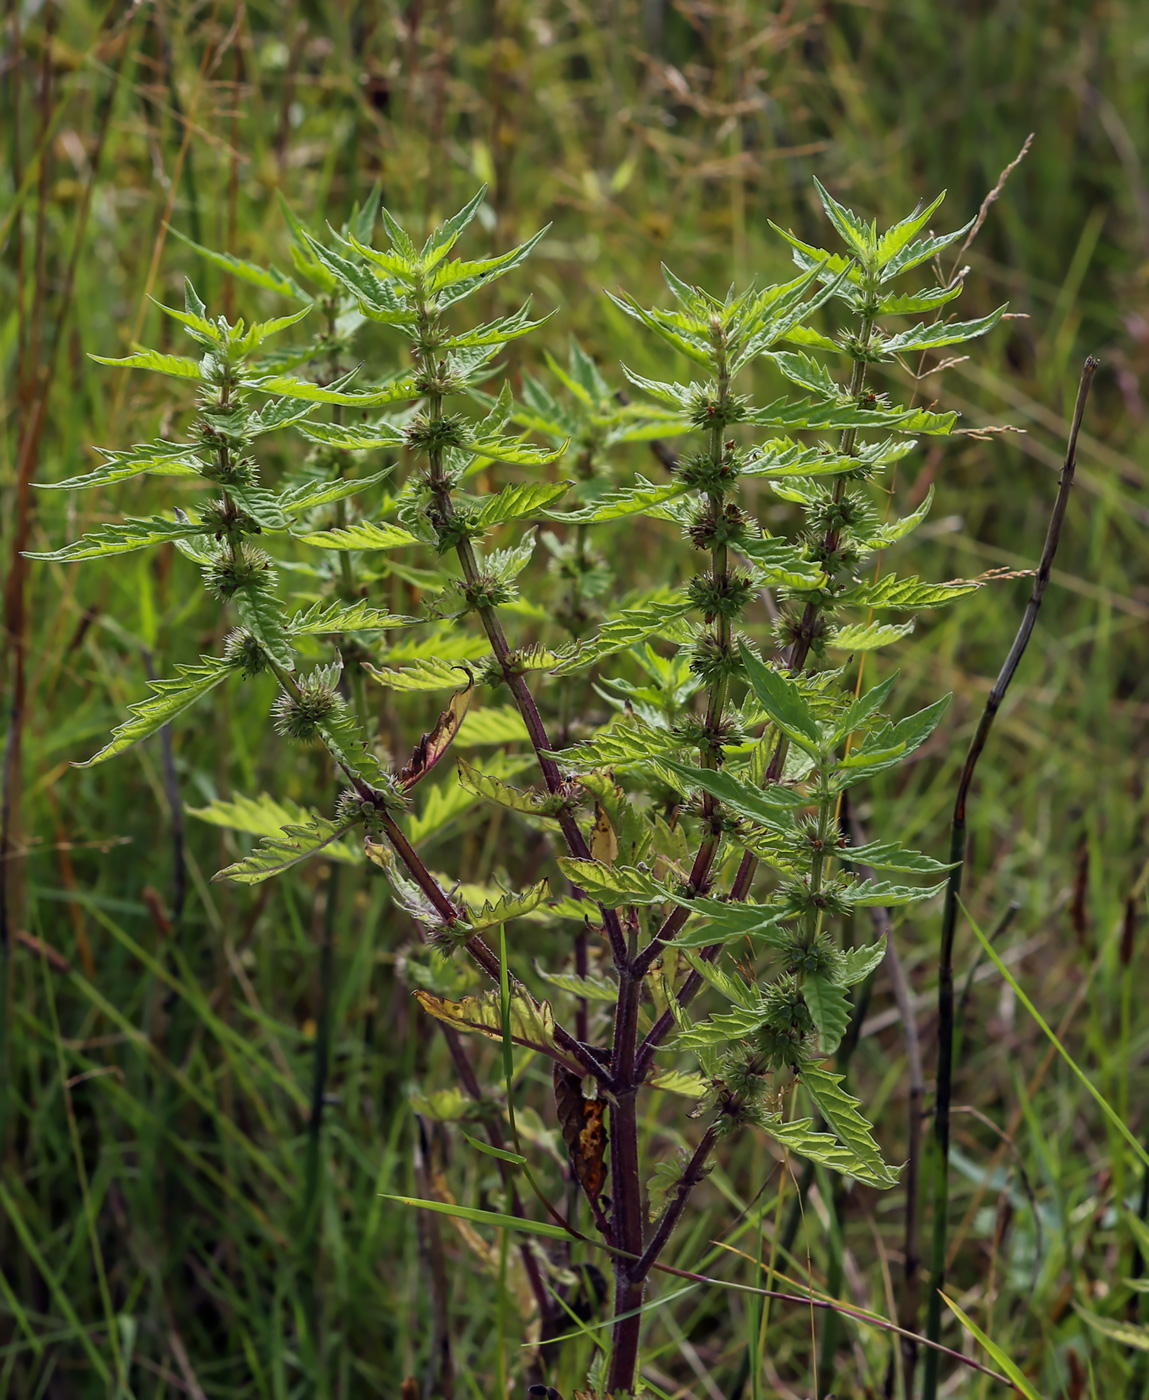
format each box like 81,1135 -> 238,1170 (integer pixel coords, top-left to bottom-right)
3,1 -> 1149,1396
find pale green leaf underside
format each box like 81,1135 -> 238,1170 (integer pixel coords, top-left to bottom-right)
76,657 -> 235,768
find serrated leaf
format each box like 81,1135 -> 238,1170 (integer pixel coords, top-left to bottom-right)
214,814 -> 362,884
297,519 -> 419,551
288,599 -> 419,635
748,396 -> 957,436
842,840 -> 952,874
737,537 -> 827,588
676,1003 -> 763,1048
168,228 -> 307,299
876,284 -> 964,315
841,878 -> 947,907
559,478 -> 689,524
461,433 -> 567,468
827,620 -> 916,653
89,349 -> 202,379
878,305 -> 1006,356
278,469 -> 391,516
551,592 -> 692,675
647,1069 -> 709,1098
76,655 -> 235,768
738,644 -> 822,754
837,937 -> 887,987
452,706 -> 529,747
413,988 -> 578,1069
232,587 -> 294,670
803,974 -> 851,1056
873,192 -> 948,266
761,1114 -> 895,1190
457,758 -> 558,817
555,859 -> 666,908
365,657 -> 468,693
535,967 -> 619,1002
880,217 -> 976,281
656,758 -> 804,833
813,177 -> 875,264
464,881 -> 550,933
36,441 -> 205,491
244,372 -> 418,406
473,479 -> 570,529
187,791 -> 362,863
679,950 -> 755,1007
768,349 -> 844,400
830,673 -> 900,745
668,896 -> 789,948
838,573 -> 982,610
856,487 -> 934,550
25,516 -> 205,562
798,1063 -> 900,1188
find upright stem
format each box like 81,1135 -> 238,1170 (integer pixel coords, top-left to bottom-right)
921,357 -> 1096,1400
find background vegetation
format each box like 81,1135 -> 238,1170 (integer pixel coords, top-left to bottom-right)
2,1 -> 1147,1396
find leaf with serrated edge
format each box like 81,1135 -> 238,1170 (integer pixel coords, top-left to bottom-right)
798,1063 -> 900,1187
213,815 -> 361,884
463,881 -> 550,933
555,858 -> 666,908
288,600 -> 420,634
803,974 -> 851,1056
837,937 -> 887,987
397,673 -> 474,790
297,520 -> 419,551
412,988 -> 580,1071
534,967 -> 619,1002
187,792 -> 362,864
77,657 -> 234,768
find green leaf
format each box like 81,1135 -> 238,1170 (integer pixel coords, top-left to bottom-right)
738,644 -> 822,754
813,177 -> 875,264
679,950 -> 755,1008
214,814 -> 363,884
881,217 -> 976,281
804,975 -> 851,1055
24,516 -> 204,562
296,520 -> 419,551
878,305 -> 1006,356
34,440 -> 204,491
244,372 -> 418,406
457,758 -> 558,817
668,896 -> 789,948
420,187 -> 488,268
89,349 -> 202,380
168,228 -> 307,300
459,1132 -> 527,1168
464,881 -> 551,933
946,1295 -> 1046,1398
842,840 -> 952,874
462,433 -> 567,468
876,284 -> 964,316
856,487 -> 934,550
278,470 -> 391,516
187,792 -> 362,864
760,1114 -> 896,1191
841,878 -> 946,907
873,192 -> 947,267
647,1069 -> 710,1098
535,966 -> 619,1002
473,479 -> 570,528
830,673 -> 899,744
799,1064 -> 900,1188
737,537 -> 827,588
827,620 -> 916,653
768,349 -> 844,400
748,396 -> 957,436
559,479 -> 689,524
656,757 -> 804,833
458,706 -> 530,746
837,937 -> 887,987
551,592 -> 693,675
365,657 -> 469,693
288,599 -> 418,635
676,1004 -> 763,1048
76,656 -> 235,768
837,574 -> 981,610
555,858 -> 667,908
379,1195 -> 571,1243
232,587 -> 294,670
406,776 -> 477,844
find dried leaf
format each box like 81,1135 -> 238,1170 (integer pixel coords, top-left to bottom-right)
397,671 -> 474,790
589,801 -> 619,864
553,1064 -> 609,1203
412,988 -> 580,1071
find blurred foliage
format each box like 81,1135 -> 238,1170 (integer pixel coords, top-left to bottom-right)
2,1 -> 1148,1396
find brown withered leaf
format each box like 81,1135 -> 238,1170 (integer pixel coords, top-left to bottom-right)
589,800 -> 618,864
400,1380 -> 418,1400
397,669 -> 474,790
413,987 -> 583,1073
553,1064 -> 609,1203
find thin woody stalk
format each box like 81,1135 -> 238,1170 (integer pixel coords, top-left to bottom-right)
921,356 -> 1097,1400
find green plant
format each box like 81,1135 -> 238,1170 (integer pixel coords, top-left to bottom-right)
32,182 -> 1007,1397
